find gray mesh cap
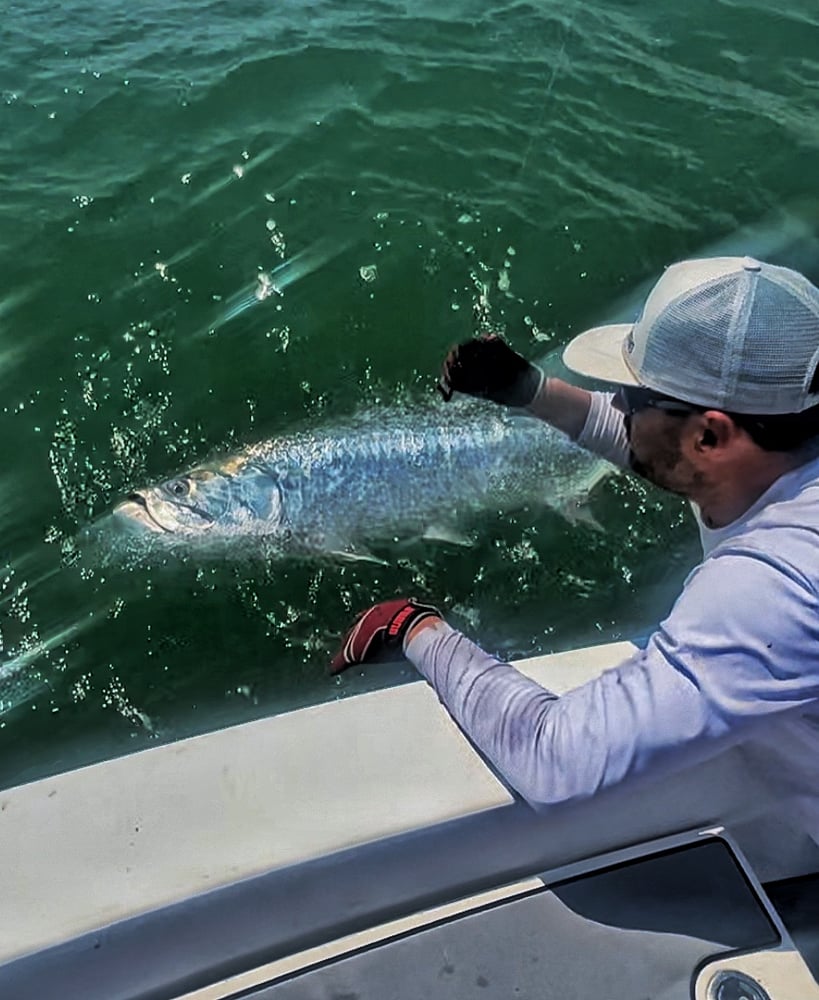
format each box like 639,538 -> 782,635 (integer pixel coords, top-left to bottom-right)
562,256 -> 819,415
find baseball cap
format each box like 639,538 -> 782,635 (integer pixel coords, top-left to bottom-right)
562,256 -> 819,415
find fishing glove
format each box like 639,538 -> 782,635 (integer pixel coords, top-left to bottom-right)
330,597 -> 442,675
438,333 -> 543,407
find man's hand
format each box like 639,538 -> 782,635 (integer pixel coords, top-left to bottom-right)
438,334 -> 543,407
330,598 -> 442,675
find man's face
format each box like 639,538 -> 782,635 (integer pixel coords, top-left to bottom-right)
614,392 -> 704,497
626,412 -> 695,492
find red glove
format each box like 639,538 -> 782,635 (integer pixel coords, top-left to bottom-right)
330,598 -> 442,675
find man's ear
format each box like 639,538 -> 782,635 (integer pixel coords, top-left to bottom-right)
697,411 -> 737,451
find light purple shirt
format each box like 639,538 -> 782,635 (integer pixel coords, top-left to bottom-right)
405,392 -> 819,881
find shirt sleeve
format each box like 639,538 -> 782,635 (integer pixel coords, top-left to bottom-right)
404,546 -> 819,809
575,391 -> 631,469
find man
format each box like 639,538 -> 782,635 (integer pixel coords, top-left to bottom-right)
331,256 -> 819,935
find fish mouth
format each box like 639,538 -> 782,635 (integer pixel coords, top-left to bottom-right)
114,493 -> 173,533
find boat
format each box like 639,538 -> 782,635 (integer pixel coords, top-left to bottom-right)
0,638 -> 817,999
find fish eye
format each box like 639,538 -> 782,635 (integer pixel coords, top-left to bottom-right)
166,478 -> 190,498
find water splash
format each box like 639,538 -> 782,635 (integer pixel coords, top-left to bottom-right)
0,603 -> 104,718
201,236 -> 350,338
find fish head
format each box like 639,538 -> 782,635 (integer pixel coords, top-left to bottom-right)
114,464 -> 285,539
114,469 -> 225,536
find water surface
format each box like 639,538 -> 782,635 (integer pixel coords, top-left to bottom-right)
1,0 -> 818,785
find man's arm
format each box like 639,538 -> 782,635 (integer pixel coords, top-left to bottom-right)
525,376 -> 592,440
439,336 -> 630,466
526,379 -> 631,469
404,549 -> 819,809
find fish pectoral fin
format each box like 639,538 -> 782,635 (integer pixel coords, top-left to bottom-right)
554,463 -> 615,531
421,523 -> 473,547
328,543 -> 389,566
555,496 -> 604,532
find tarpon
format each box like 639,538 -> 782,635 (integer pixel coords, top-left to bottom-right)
111,402 -> 611,560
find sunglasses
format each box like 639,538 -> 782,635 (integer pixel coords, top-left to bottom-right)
615,385 -> 702,417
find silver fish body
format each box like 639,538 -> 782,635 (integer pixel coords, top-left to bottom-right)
112,404 -> 610,557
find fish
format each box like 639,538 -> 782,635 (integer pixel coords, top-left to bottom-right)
110,402 -> 612,560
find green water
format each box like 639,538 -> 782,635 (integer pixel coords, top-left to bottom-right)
1,0 -> 818,787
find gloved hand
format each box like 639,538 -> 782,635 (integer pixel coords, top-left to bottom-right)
437,333 -> 543,407
330,597 -> 442,675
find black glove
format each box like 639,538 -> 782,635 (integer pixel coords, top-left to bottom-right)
437,334 -> 543,407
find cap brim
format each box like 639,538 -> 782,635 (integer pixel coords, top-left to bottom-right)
562,324 -> 640,386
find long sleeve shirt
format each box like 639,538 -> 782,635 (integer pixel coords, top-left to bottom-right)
405,392 -> 819,881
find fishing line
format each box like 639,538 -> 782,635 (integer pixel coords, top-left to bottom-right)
471,7 -> 577,337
